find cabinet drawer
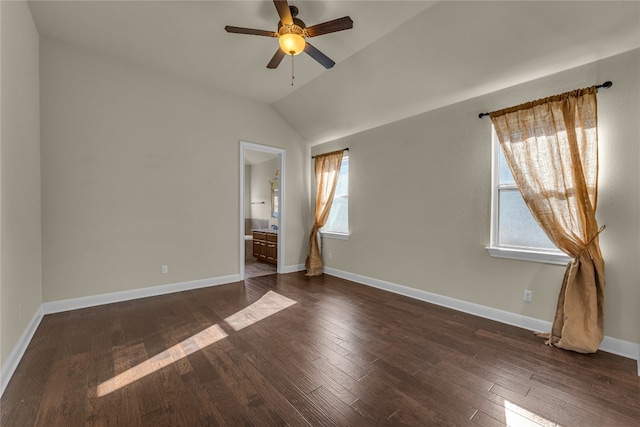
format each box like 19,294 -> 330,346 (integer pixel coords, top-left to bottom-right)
266,233 -> 278,242
253,232 -> 267,241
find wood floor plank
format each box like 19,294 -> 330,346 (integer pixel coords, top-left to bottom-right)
415,364 -> 508,422
33,351 -> 89,426
186,347 -> 246,426
304,385 -> 370,426
239,331 -> 324,396
2,271 -> 639,426
208,349 -> 288,426
589,378 -> 640,410
220,349 -> 312,427
240,351 -> 345,426
469,409 -> 508,427
528,372 -> 640,425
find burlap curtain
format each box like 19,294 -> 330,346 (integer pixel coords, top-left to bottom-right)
305,150 -> 344,276
490,86 -> 605,353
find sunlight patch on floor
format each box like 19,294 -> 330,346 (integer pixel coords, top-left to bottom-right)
96,290 -> 296,397
96,324 -> 228,397
224,290 -> 296,331
504,400 -> 560,427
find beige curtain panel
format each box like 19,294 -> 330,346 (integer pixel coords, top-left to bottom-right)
305,150 -> 344,276
490,86 -> 605,353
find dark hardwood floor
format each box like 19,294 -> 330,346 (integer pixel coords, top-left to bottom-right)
245,258 -> 277,278
2,272 -> 639,426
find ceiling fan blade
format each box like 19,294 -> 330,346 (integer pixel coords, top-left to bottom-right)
304,42 -> 335,69
273,0 -> 293,25
267,49 -> 286,69
305,16 -> 353,38
225,26 -> 278,37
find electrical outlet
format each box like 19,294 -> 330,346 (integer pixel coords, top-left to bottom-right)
328,253 -> 332,260
161,265 -> 168,274
523,290 -> 533,302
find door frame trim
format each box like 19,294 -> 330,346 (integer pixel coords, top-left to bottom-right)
239,141 -> 285,280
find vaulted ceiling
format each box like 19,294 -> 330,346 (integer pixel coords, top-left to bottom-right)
28,1 -> 640,144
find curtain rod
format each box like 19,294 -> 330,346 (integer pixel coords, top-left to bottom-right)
478,81 -> 613,119
311,148 -> 349,159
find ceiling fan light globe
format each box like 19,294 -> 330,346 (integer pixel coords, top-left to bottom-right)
279,33 -> 305,56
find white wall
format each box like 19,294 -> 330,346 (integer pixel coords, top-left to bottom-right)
40,37 -> 308,302
0,1 -> 42,366
313,49 -> 640,346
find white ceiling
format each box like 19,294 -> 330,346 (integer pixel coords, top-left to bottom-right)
273,1 -> 640,143
28,0 -> 435,104
27,1 -> 640,144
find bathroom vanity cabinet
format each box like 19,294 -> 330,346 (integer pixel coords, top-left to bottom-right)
252,230 -> 278,264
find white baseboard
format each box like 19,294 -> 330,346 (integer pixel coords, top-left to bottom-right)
42,274 -> 241,315
324,267 -> 640,376
1,306 -> 44,397
282,263 -> 306,274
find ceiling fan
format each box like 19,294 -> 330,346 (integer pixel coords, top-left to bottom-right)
225,0 -> 353,70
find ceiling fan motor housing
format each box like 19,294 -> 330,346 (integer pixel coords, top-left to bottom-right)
278,18 -> 306,38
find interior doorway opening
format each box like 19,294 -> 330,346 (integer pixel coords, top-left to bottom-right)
239,142 -> 285,280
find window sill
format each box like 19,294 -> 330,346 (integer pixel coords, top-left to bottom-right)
486,246 -> 571,265
320,231 -> 350,240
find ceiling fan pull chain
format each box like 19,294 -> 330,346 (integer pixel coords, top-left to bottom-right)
291,54 -> 295,86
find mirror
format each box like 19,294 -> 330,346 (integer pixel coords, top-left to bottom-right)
270,177 -> 279,218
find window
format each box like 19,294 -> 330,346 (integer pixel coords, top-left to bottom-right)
488,128 -> 570,265
322,156 -> 349,238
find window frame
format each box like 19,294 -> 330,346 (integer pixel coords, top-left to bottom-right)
487,128 -> 571,265
320,155 -> 350,240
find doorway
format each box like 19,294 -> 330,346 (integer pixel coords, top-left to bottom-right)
239,141 -> 285,280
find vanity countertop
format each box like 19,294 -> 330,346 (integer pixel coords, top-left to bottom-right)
252,228 -> 278,234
